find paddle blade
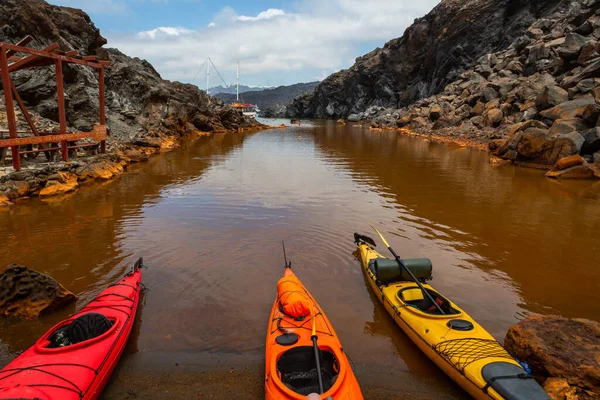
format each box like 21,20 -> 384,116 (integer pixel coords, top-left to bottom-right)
354,232 -> 376,247
370,224 -> 390,248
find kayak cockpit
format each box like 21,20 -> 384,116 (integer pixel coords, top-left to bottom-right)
397,287 -> 460,315
38,312 -> 116,351
277,346 -> 339,396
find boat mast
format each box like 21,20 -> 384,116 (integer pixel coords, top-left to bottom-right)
236,62 -> 240,102
206,57 -> 210,95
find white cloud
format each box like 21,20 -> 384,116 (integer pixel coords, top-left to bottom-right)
138,26 -> 194,39
238,9 -> 286,22
105,0 -> 441,86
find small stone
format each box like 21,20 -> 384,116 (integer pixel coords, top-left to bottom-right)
526,28 -> 544,39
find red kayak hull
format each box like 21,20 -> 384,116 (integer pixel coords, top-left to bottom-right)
0,264 -> 143,400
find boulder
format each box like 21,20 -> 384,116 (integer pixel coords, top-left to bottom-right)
0,194 -> 12,207
483,108 -> 504,127
562,58 -> 600,88
546,163 -> 597,179
536,86 -> 569,111
75,160 -> 125,182
539,97 -> 596,121
429,105 -> 443,121
555,154 -> 585,170
578,41 -> 600,65
432,115 -> 461,130
575,78 -> 600,94
506,60 -> 525,74
347,114 -> 360,122
0,265 -> 77,319
580,127 -> 600,154
39,172 -> 78,197
558,33 -> 592,60
409,117 -> 428,130
512,129 -> 583,165
594,151 -> 600,164
482,87 -> 499,103
505,314 -> 600,397
528,42 -> 551,63
0,180 -> 30,201
472,101 -> 485,116
549,119 -> 587,136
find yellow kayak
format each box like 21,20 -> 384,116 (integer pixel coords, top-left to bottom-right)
354,233 -> 549,400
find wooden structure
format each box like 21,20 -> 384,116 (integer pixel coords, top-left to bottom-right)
0,36 -> 110,170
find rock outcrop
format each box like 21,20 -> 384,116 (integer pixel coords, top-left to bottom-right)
505,314 -> 600,400
0,0 -> 267,201
286,0 -> 567,119
303,0 -> 600,179
0,264 -> 76,319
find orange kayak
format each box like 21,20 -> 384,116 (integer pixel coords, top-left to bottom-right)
265,267 -> 363,400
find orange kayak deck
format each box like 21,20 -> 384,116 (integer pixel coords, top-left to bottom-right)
265,268 -> 363,400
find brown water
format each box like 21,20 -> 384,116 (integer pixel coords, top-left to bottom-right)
1,120 -> 599,399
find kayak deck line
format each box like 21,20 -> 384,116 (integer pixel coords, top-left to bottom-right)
433,338 -> 515,373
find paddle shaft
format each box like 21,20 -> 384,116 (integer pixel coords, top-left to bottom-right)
386,246 -> 445,315
311,306 -> 325,394
370,225 -> 445,315
311,335 -> 325,394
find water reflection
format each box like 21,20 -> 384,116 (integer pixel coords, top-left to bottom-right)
0,123 -> 597,398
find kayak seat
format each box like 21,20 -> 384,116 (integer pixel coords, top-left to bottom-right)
398,287 -> 459,315
482,362 -> 551,400
68,312 -> 113,345
277,346 -> 338,395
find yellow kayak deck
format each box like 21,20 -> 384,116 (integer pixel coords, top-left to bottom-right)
356,239 -> 549,400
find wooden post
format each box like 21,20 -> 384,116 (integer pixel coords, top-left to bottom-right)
99,66 -> 106,153
0,46 -> 20,170
55,59 -> 68,161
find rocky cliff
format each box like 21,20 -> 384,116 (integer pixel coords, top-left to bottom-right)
286,0 -> 568,119
0,0 -> 265,204
358,0 -> 600,179
0,0 -> 262,141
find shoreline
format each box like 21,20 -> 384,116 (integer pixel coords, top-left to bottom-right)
0,125 -> 279,207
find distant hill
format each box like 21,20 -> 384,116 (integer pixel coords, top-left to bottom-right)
210,84 -> 273,95
214,82 -> 319,115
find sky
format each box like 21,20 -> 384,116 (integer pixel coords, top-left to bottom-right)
47,0 -> 440,89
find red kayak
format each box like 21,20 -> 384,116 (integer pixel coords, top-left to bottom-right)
0,258 -> 144,400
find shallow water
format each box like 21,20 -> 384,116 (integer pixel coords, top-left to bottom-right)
1,120 -> 598,398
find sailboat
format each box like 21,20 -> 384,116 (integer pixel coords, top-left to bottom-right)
231,62 -> 259,118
